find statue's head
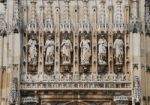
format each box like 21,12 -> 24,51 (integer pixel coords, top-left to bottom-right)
31,34 -> 35,40
117,31 -> 122,39
101,31 -> 105,35
47,32 -> 53,39
83,31 -> 88,39
64,31 -> 69,39
30,31 -> 36,39
101,34 -> 105,38
117,34 -> 121,39
64,31 -> 69,35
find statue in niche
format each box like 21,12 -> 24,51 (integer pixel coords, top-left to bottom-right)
28,34 -> 38,65
44,33 -> 55,65
61,32 -> 72,64
114,34 -> 124,64
80,34 -> 91,65
98,34 -> 107,64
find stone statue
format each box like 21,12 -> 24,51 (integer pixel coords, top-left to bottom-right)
61,34 -> 72,64
80,35 -> 91,65
45,34 -> 55,65
98,35 -> 107,64
28,34 -> 38,65
114,34 -> 124,64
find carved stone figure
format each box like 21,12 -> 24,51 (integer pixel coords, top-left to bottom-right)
45,33 -> 55,65
98,35 -> 107,64
80,35 -> 91,65
28,34 -> 38,65
114,34 -> 124,64
61,34 -> 72,64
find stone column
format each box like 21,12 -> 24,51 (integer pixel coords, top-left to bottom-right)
54,1 -> 60,75
39,4 -> 44,74
73,4 -> 79,79
124,1 -> 130,74
0,36 -> 3,105
124,1 -> 129,25
130,32 -> 141,105
130,1 -> 142,105
92,5 -> 97,75
108,4 -> 114,73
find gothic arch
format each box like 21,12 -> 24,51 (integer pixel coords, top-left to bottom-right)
62,101 -> 91,105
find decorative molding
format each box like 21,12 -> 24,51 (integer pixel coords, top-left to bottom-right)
22,96 -> 39,104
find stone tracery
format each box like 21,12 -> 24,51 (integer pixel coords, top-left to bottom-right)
0,0 -> 146,105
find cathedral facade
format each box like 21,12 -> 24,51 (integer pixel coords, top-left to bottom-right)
0,0 -> 149,105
